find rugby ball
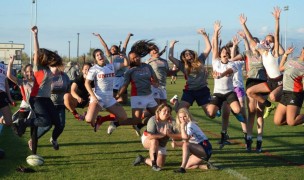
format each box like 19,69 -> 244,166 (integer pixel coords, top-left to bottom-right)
26,155 -> 44,166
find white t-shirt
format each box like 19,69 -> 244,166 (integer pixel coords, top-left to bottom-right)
212,59 -> 237,94
86,63 -> 121,96
262,50 -> 281,78
185,122 -> 208,144
232,61 -> 244,88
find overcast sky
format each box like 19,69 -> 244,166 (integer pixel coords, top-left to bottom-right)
0,0 -> 303,60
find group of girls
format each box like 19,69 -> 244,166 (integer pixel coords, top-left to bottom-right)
3,6 -> 304,174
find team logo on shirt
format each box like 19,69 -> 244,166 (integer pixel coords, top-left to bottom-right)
290,100 -> 295,104
97,73 -> 115,78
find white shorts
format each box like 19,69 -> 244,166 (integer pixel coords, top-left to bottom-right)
130,93 -> 157,109
113,77 -> 124,90
151,86 -> 167,100
141,134 -> 167,155
90,93 -> 117,109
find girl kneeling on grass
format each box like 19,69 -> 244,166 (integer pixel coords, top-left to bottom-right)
133,104 -> 179,171
173,108 -> 217,173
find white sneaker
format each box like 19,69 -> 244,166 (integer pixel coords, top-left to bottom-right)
170,95 -> 178,105
107,122 -> 117,135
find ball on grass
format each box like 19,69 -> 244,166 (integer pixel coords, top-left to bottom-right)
26,155 -> 44,166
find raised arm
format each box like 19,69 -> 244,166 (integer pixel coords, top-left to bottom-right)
279,46 -> 294,72
31,26 -> 39,66
7,55 -> 18,84
158,45 -> 167,57
168,40 -> 180,67
197,28 -> 211,60
92,33 -> 111,57
239,14 -> 257,49
272,6 -> 281,58
238,30 -> 250,51
212,21 -> 222,60
231,35 -> 241,58
121,33 -> 133,54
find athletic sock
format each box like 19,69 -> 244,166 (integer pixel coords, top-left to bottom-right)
152,153 -> 157,166
72,110 -> 78,115
100,115 -> 116,122
247,135 -> 252,140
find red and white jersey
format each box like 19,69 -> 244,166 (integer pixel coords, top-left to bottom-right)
283,58 -> 304,92
87,63 -> 121,96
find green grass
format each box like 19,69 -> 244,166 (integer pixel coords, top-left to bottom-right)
0,76 -> 304,179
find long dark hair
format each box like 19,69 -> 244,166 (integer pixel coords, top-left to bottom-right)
129,40 -> 154,58
38,48 -> 62,67
92,49 -> 104,59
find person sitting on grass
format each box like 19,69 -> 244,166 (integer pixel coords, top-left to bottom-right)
133,104 -> 180,171
173,108 -> 218,173
64,62 -> 93,121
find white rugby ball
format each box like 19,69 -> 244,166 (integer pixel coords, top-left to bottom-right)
26,155 -> 44,166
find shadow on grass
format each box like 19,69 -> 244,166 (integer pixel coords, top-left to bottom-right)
38,140 -> 140,148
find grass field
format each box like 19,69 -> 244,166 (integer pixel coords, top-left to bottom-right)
0,76 -> 303,180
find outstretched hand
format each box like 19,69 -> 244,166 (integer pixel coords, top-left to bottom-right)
31,26 -> 38,34
239,14 -> 247,25
197,28 -> 208,36
285,46 -> 295,55
9,55 -> 15,63
238,30 -> 246,39
272,6 -> 281,20
232,35 -> 241,46
170,40 -> 179,47
213,21 -> 222,32
92,32 -> 100,37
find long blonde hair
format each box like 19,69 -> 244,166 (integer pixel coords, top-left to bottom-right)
175,108 -> 196,131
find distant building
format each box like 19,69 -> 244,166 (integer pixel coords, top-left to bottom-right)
0,43 -> 25,69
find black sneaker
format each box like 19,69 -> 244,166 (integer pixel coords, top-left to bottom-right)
219,132 -> 231,149
256,140 -> 262,153
133,155 -> 145,166
174,167 -> 186,173
12,118 -> 27,137
246,138 -> 253,152
50,137 -> 59,150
